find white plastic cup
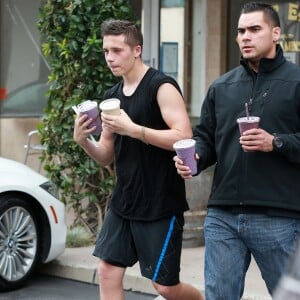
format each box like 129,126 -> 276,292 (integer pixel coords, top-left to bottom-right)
173,139 -> 197,175
99,98 -> 121,115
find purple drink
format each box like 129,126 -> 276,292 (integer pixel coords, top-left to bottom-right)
237,116 -> 260,135
237,116 -> 260,152
173,139 -> 197,175
77,100 -> 102,135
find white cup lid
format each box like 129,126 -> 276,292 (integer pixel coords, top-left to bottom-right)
77,100 -> 97,112
99,98 -> 120,110
173,138 -> 196,149
237,116 -> 260,123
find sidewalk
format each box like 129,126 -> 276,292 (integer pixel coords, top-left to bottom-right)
40,245 -> 271,300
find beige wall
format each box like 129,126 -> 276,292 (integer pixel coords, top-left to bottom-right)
205,0 -> 228,89
0,118 -> 43,172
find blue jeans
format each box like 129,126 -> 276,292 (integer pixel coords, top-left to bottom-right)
204,207 -> 300,300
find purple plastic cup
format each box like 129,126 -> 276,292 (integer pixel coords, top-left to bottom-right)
173,139 -> 197,175
237,116 -> 260,135
77,100 -> 102,135
237,116 -> 260,152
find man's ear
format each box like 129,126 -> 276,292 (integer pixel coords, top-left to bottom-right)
135,45 -> 142,58
273,26 -> 281,43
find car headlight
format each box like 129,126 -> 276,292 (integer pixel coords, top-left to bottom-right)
40,181 -> 59,199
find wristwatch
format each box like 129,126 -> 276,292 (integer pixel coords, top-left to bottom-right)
272,133 -> 283,151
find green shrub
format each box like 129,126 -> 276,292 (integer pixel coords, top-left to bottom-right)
66,226 -> 93,248
37,0 -> 137,237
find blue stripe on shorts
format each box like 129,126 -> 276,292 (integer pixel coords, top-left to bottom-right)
152,215 -> 176,282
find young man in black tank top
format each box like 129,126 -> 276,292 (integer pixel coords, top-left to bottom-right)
74,19 -> 204,300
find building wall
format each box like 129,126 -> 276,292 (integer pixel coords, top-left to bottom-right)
205,0 -> 228,90
190,0 -> 228,124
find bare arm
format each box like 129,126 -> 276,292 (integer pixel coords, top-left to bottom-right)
101,82 -> 192,151
144,82 -> 193,150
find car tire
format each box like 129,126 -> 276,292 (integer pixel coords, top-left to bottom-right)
0,194 -> 41,292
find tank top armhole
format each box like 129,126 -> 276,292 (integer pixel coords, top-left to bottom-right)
148,72 -> 183,101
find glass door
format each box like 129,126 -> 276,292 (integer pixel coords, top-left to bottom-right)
142,0 -> 205,117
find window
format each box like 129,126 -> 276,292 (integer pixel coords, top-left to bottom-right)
0,0 -> 49,117
159,0 -> 205,116
275,2 -> 300,65
228,0 -> 300,69
160,0 -> 185,89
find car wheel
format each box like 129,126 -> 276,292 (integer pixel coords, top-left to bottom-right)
0,194 -> 41,292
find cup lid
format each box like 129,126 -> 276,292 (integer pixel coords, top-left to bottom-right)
173,138 -> 196,149
99,98 -> 120,110
237,116 -> 260,123
77,100 -> 97,112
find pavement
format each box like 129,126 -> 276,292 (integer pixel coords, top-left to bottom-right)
40,245 -> 272,300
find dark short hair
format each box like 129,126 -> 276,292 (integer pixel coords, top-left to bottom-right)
241,2 -> 280,27
101,19 -> 143,48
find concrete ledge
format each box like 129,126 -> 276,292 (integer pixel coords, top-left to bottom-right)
40,246 -> 271,300
41,260 -> 158,295
40,264 -> 98,285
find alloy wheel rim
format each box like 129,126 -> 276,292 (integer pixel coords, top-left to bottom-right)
0,206 -> 37,281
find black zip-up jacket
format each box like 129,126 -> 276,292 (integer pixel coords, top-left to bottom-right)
194,45 -> 300,213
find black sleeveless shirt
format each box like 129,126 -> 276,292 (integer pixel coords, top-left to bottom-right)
103,68 -> 189,221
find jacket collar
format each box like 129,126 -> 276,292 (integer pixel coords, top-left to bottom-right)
240,45 -> 286,75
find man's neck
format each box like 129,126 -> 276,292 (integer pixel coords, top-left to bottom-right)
122,62 -> 149,96
248,61 -> 259,73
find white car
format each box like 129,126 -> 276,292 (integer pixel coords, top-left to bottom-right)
0,157 -> 67,292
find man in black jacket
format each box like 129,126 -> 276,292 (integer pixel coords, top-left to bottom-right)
175,2 -> 300,300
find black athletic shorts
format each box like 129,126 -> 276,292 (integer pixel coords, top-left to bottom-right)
93,209 -> 184,286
